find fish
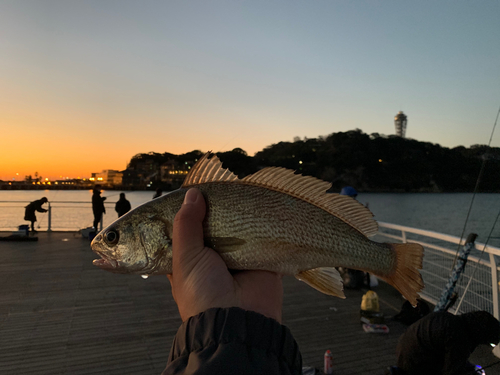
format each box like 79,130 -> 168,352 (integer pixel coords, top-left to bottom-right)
91,152 -> 424,305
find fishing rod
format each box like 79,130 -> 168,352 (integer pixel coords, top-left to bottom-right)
454,207 -> 500,314
36,210 -> 47,229
36,188 -> 62,229
474,359 -> 500,373
451,103 -> 500,270
102,191 -> 123,199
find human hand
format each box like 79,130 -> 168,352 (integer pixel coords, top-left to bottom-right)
167,188 -> 283,323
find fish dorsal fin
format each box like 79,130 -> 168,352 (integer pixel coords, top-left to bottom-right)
242,167 -> 378,237
182,152 -> 239,187
183,152 -> 377,237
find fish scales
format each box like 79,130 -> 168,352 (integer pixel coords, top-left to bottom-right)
91,152 -> 424,305
192,183 -> 396,277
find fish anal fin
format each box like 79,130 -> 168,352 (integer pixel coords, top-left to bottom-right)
205,237 -> 246,252
378,242 -> 424,306
295,267 -> 345,298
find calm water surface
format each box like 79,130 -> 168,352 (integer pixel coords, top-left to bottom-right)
0,190 -> 154,232
1,190 -> 499,247
359,192 -> 500,248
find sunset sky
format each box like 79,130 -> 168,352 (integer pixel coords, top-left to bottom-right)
1,1 -> 499,180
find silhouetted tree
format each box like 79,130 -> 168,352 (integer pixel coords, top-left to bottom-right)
125,130 -> 500,192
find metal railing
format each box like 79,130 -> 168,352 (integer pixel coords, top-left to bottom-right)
376,222 -> 500,319
0,201 -> 117,232
2,201 -> 499,318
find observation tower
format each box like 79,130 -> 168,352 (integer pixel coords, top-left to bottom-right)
394,111 -> 408,138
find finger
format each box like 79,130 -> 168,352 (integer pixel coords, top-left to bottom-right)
172,188 -> 206,275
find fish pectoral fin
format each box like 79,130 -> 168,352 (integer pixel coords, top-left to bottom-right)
295,267 -> 345,298
204,237 -> 246,252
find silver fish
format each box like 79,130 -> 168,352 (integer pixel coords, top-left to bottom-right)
91,153 -> 424,305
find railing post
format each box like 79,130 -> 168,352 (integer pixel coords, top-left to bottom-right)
401,230 -> 407,243
47,203 -> 52,232
489,252 -> 499,319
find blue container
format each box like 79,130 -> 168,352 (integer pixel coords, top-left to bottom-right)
18,225 -> 29,236
88,231 -> 97,242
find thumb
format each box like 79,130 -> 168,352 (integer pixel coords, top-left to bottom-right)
172,188 -> 206,274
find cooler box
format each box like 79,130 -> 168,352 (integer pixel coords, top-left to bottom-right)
15,225 -> 29,236
81,227 -> 95,239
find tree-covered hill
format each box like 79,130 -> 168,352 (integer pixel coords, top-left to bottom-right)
128,130 -> 500,192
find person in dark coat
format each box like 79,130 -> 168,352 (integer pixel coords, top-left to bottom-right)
162,188 -> 302,375
115,193 -> 131,217
153,188 -> 163,199
24,197 -> 48,233
396,311 -> 500,375
92,186 -> 106,230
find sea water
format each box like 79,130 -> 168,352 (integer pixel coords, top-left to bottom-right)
0,190 -> 499,247
0,190 -> 155,232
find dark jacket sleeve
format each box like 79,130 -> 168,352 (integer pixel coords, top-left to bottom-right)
34,200 -> 47,212
162,307 -> 302,375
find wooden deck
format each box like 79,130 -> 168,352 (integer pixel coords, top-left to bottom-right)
0,231 -> 498,375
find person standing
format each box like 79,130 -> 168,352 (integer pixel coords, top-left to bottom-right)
153,188 -> 163,199
115,193 -> 131,217
24,197 -> 48,233
92,186 -> 106,231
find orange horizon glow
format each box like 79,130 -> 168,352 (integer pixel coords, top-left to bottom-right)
2,2 -> 499,183
1,92 -> 273,181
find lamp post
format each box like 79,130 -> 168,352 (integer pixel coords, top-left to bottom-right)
394,111 -> 407,138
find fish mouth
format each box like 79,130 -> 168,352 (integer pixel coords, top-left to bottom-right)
92,252 -> 119,270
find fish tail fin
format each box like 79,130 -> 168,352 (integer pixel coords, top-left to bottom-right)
380,243 -> 424,306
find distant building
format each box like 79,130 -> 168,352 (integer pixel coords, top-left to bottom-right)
121,169 -> 143,189
134,159 -> 159,175
395,111 -> 408,138
160,160 -> 189,188
90,170 -> 123,187
54,178 -> 93,188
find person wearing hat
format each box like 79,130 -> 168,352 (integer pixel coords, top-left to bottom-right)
92,185 -> 107,231
340,186 -> 358,198
24,197 -> 48,233
396,310 -> 500,375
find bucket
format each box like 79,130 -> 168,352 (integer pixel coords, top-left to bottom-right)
18,225 -> 29,236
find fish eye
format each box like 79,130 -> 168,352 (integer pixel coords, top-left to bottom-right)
104,230 -> 119,246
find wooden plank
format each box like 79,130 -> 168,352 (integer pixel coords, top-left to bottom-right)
0,232 -> 497,374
